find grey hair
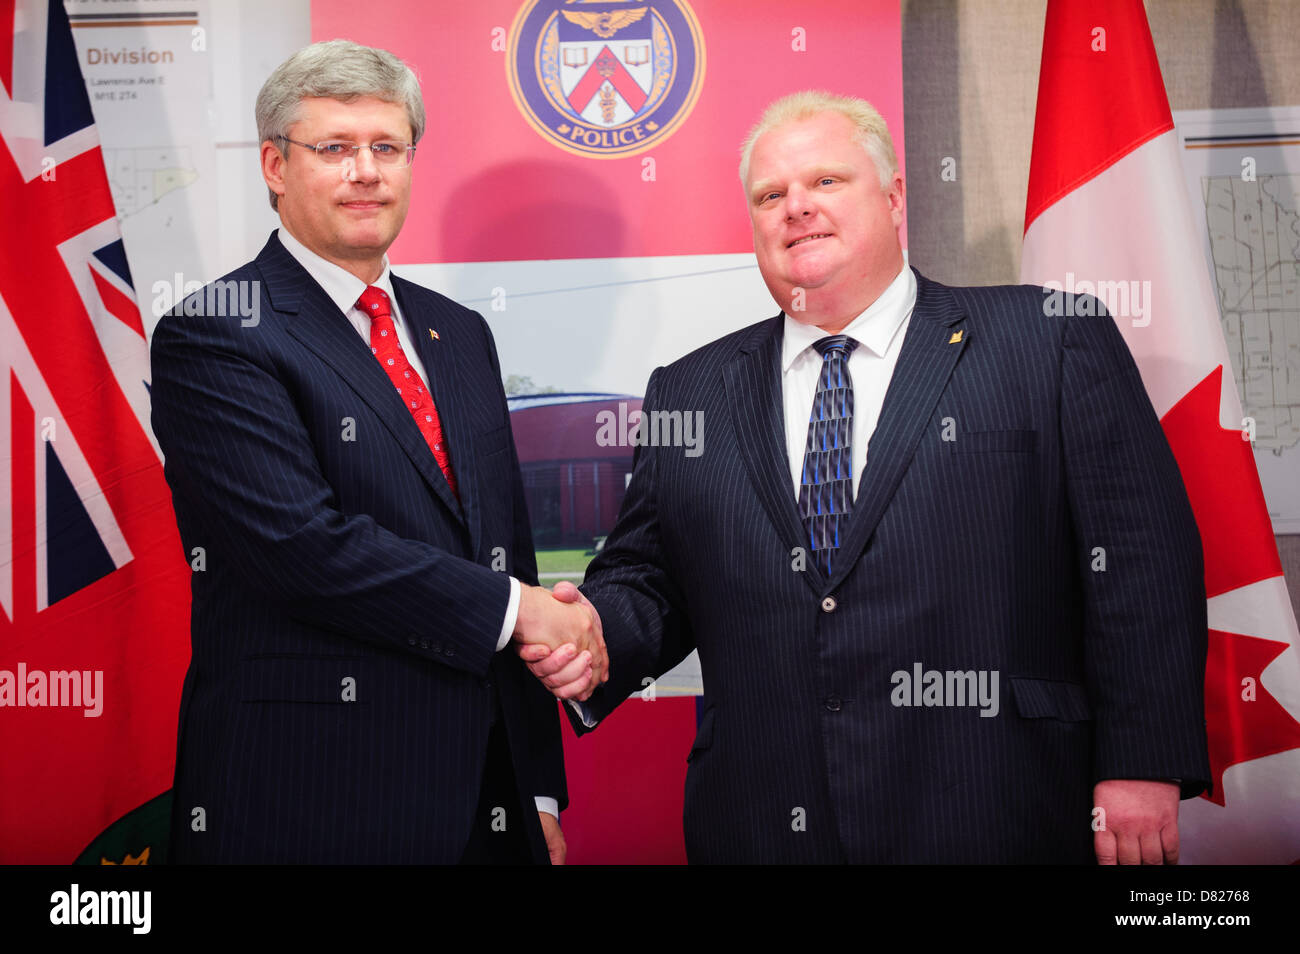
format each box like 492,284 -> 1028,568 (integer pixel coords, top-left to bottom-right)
738,90 -> 899,191
255,40 -> 425,210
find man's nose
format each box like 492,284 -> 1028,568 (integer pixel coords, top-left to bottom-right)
785,186 -> 815,219
349,144 -> 382,182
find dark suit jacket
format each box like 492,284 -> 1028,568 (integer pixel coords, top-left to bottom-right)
151,232 -> 563,863
574,268 -> 1210,863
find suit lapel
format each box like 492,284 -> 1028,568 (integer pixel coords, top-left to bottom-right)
828,271 -> 968,590
395,276 -> 486,556
725,317 -> 827,595
261,237 -> 466,526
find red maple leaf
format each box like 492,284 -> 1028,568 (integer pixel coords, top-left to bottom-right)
1160,365 -> 1281,598
1161,365 -> 1300,805
1202,629 -> 1300,805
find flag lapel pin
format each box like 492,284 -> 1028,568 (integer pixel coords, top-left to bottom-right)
429,329 -> 440,341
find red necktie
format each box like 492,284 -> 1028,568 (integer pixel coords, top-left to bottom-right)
357,285 -> 458,497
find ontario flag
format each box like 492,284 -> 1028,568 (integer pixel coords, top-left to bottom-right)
1021,0 -> 1300,863
0,0 -> 189,862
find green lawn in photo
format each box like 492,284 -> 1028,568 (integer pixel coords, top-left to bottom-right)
534,547 -> 594,583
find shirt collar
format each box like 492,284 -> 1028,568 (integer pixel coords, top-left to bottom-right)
781,265 -> 916,372
276,225 -> 398,317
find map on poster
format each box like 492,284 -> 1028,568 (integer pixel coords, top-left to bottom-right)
1176,107 -> 1300,533
104,146 -> 199,216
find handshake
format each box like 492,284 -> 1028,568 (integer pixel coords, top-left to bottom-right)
512,581 -> 608,701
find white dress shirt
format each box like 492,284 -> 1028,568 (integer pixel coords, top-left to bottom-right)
782,265 -> 916,500
275,228 -> 552,816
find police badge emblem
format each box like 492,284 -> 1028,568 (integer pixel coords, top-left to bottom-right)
507,0 -> 705,159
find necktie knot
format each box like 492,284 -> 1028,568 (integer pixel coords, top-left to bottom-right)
812,334 -> 858,359
358,285 -> 391,321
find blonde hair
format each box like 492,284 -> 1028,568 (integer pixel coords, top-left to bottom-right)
739,90 -> 898,189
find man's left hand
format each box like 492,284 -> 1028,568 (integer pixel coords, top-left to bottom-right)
539,811 -> 566,865
1093,779 -> 1180,864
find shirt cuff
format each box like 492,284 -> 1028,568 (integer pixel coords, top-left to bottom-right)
534,796 -> 559,819
496,576 -> 521,652
567,698 -> 598,728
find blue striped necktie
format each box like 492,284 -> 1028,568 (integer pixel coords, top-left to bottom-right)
799,335 -> 859,574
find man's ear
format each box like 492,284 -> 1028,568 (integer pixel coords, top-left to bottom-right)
887,172 -> 905,228
261,139 -> 288,204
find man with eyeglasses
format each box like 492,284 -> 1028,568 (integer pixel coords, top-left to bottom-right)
150,40 -> 604,864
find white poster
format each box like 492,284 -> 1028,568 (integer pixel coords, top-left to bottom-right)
1175,107 -> 1300,533
66,0 -> 308,335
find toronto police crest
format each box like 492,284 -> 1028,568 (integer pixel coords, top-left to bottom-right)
507,0 -> 705,158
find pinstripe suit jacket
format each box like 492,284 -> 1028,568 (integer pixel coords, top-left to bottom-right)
576,268 -> 1210,863
151,232 -> 563,863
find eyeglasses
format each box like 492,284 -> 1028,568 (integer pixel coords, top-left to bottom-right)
277,135 -> 416,166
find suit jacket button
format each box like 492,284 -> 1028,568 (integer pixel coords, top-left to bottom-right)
444,646 -> 455,657
824,695 -> 843,712
821,596 -> 837,613
407,638 -> 417,646
419,638 -> 430,650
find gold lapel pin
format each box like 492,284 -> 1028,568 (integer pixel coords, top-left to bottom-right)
429,329 -> 440,341
949,329 -> 964,344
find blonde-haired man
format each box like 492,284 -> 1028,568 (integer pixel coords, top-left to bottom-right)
524,91 -> 1210,864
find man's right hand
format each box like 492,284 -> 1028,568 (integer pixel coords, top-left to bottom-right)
513,583 -> 608,700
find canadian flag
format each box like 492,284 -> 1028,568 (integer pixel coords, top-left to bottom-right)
1021,0 -> 1300,863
